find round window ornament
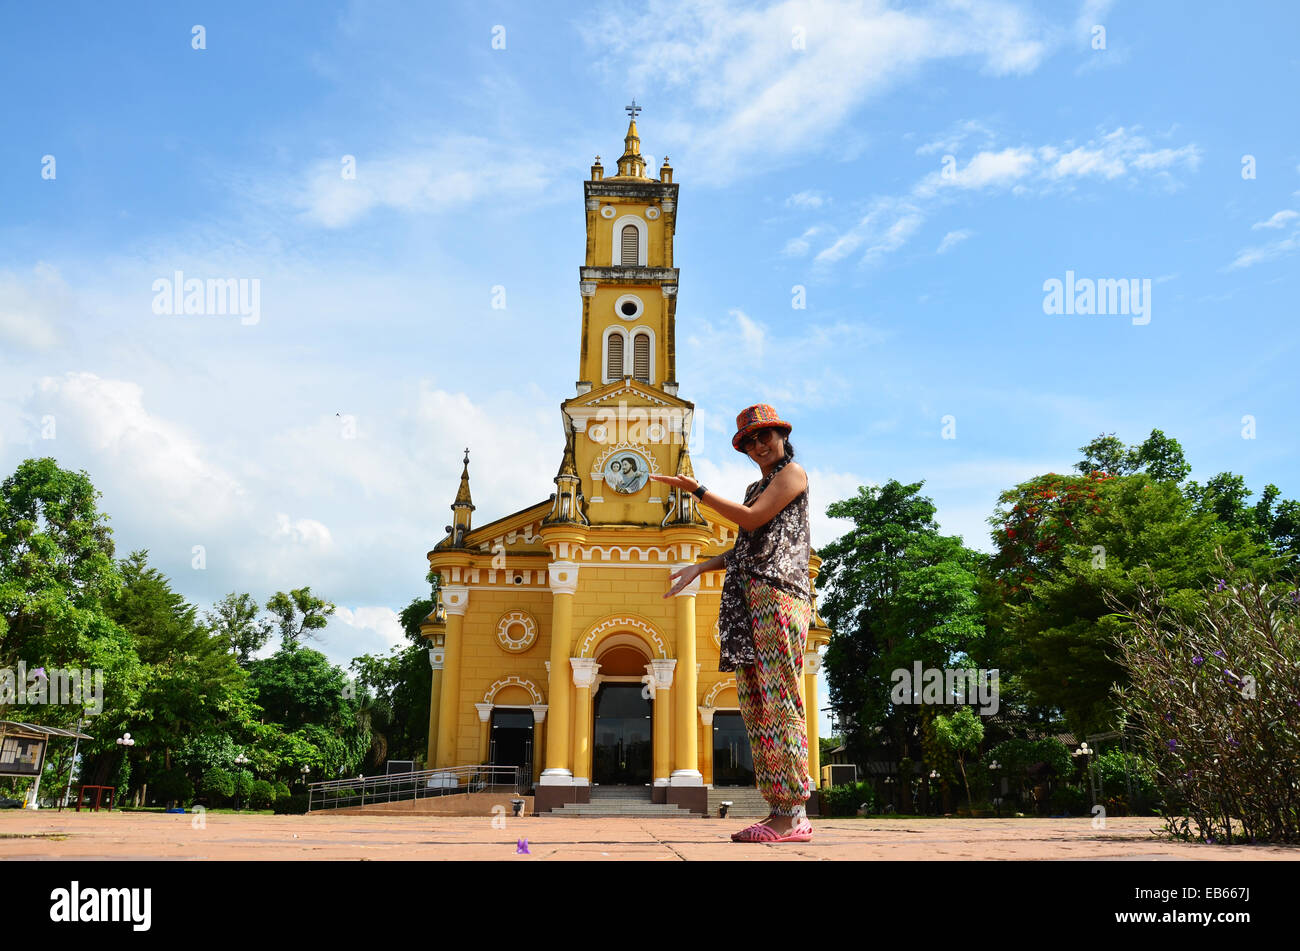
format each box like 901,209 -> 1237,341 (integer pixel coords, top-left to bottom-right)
615,294 -> 644,321
496,610 -> 538,652
600,205 -> 616,219
645,207 -> 660,220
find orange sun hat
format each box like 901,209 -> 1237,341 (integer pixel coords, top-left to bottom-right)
731,403 -> 793,452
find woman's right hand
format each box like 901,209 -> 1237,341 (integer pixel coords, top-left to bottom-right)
663,563 -> 701,598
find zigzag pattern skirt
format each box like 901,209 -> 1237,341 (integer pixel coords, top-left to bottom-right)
734,576 -> 813,816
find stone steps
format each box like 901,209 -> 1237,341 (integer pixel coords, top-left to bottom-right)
546,802 -> 699,817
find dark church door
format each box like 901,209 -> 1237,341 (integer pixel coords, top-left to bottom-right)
712,712 -> 754,786
592,684 -> 652,785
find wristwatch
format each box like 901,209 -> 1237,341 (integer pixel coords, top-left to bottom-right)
691,484 -> 708,500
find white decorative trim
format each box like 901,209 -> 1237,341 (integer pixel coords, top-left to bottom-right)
539,768 -> 574,786
585,382 -> 674,407
571,657 -> 601,689
649,658 -> 676,689
429,648 -> 445,670
548,560 -> 580,594
579,281 -> 597,297
645,206 -> 660,220
483,675 -> 545,705
662,199 -> 675,214
669,769 -> 704,786
703,678 -> 736,707
711,618 -> 720,648
587,198 -> 600,211
804,650 -> 823,675
475,702 -> 493,723
610,214 -> 648,266
529,703 -> 548,723
661,284 -> 677,298
576,543 -> 676,563
496,610 -> 539,653
578,614 -> 670,658
441,585 -> 469,616
600,205 -> 615,219
698,706 -> 715,726
615,293 -> 644,321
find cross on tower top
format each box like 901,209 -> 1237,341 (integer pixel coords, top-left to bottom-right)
625,99 -> 642,120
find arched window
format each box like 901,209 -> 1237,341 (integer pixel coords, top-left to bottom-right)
620,225 -> 639,266
632,332 -> 651,383
606,331 -> 624,380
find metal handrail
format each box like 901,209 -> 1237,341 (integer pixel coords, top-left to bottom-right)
307,765 -> 528,812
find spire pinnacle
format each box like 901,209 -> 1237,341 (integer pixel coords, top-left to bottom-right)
454,448 -> 474,506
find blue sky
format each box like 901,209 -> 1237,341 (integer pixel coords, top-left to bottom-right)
3,1 -> 1298,736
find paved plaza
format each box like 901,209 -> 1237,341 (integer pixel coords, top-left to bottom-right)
2,812 -> 1297,860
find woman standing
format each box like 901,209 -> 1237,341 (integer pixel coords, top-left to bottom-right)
649,404 -> 815,843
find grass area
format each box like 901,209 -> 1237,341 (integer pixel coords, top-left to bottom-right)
115,806 -> 276,815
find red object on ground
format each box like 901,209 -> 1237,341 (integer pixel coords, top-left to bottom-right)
76,785 -> 115,812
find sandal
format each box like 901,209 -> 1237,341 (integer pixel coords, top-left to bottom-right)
731,813 -> 778,841
732,821 -> 780,842
773,818 -> 813,842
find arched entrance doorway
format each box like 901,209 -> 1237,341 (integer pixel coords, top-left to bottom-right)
712,712 -> 754,786
592,645 -> 652,786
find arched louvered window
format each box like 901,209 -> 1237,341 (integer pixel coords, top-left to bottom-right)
632,332 -> 651,383
620,224 -> 639,266
606,332 -> 624,380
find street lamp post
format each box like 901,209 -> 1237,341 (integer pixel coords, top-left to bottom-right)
115,732 -> 135,807
234,753 -> 249,810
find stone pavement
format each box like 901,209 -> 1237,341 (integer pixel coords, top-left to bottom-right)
3,812 -> 1298,860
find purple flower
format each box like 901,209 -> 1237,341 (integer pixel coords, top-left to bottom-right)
1212,650 -> 1224,658
1228,737 -> 1239,747
1223,670 -> 1242,684
1215,579 -> 1227,592
1192,656 -> 1204,666
1167,739 -> 1177,751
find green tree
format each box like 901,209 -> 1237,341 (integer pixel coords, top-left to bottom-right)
989,472 -> 1277,737
817,479 -> 988,807
0,459 -> 142,801
265,587 -> 335,649
204,592 -> 273,665
934,706 -> 984,808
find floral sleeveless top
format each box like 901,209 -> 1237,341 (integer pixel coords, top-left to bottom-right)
716,455 -> 812,671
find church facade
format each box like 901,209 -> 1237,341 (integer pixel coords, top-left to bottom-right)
421,111 -> 834,815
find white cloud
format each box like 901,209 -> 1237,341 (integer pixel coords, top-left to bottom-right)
580,0 -> 1056,184
33,372 -> 246,524
1228,230 -> 1300,270
937,229 -> 973,253
271,513 -> 335,550
782,226 -> 822,257
0,263 -> 71,351
916,118 -> 997,156
786,190 -> 828,209
731,309 -> 766,357
331,605 -> 407,654
283,137 -> 554,228
1252,209 -> 1299,230
806,125 -> 1202,267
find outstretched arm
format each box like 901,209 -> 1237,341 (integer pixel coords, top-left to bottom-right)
648,463 -> 806,533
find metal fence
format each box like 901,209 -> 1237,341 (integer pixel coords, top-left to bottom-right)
307,765 -> 529,812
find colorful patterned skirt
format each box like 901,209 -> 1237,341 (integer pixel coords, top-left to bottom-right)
734,576 -> 813,816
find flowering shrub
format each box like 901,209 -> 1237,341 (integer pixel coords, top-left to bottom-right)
1110,554 -> 1300,843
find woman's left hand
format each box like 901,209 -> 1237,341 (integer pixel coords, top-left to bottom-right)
648,473 -> 699,493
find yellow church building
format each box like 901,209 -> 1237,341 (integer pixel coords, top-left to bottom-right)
421,108 -> 834,816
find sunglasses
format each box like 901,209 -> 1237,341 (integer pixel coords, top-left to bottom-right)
740,428 -> 782,452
